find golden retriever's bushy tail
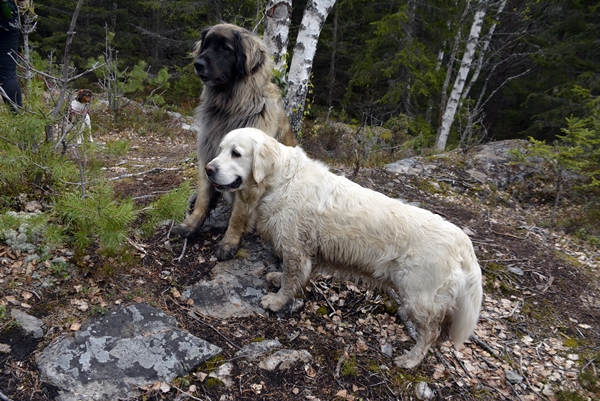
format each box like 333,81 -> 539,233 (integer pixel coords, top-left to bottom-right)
450,248 -> 483,349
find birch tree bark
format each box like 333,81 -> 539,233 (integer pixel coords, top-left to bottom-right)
263,0 -> 292,74
284,0 -> 336,134
461,0 -> 507,103
434,0 -> 488,152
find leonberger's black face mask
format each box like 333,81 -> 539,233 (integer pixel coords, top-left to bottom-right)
194,29 -> 247,87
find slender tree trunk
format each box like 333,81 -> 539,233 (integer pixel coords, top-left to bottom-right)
552,166 -> 562,227
403,0 -> 417,114
461,0 -> 507,103
326,3 -> 338,109
17,1 -> 37,89
46,0 -> 85,142
284,0 -> 336,135
438,1 -> 470,126
264,0 -> 292,74
435,0 -> 488,152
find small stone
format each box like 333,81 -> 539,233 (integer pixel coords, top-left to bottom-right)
208,362 -> 233,387
258,349 -> 312,371
235,339 -> 281,361
505,369 -> 523,384
11,309 -> 44,338
415,382 -> 434,400
381,343 -> 393,358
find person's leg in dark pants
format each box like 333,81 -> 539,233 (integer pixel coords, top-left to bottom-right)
0,24 -> 22,111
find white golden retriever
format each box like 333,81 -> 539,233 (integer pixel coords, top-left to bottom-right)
205,127 -> 483,368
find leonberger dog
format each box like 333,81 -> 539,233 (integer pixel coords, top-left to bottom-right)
173,24 -> 296,260
205,128 -> 483,369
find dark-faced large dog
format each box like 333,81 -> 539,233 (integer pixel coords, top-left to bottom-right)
173,24 -> 296,260
206,128 -> 483,369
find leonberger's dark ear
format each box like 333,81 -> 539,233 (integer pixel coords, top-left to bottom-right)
191,26 -> 212,59
235,30 -> 266,76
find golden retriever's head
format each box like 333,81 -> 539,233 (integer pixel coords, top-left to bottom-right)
191,24 -> 268,87
205,128 -> 280,191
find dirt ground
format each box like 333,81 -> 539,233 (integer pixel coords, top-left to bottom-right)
1,113 -> 599,401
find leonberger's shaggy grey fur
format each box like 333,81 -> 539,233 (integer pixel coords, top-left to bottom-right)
173,24 -> 296,260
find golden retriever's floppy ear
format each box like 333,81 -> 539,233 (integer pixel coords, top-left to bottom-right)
252,137 -> 280,184
235,30 -> 266,76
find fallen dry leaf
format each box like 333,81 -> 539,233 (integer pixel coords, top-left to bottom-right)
305,364 -> 317,378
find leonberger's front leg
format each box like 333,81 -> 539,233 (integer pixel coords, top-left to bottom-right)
214,192 -> 252,261
172,171 -> 215,238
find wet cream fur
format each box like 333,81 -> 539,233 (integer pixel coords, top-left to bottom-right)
206,127 -> 483,369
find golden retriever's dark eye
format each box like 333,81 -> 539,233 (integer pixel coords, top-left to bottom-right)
231,149 -> 241,158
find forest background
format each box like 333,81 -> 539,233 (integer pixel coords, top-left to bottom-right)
1,0 -> 599,254
1,2 -> 600,399
27,0 -> 599,146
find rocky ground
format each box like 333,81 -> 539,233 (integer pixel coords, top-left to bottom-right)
1,109 -> 599,401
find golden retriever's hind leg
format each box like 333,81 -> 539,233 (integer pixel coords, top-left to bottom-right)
172,173 -> 214,238
261,252 -> 311,312
394,313 -> 442,369
386,287 -> 418,342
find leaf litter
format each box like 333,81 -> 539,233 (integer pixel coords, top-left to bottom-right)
0,118 -> 599,400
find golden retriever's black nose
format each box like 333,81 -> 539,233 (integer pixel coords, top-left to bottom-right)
205,164 -> 217,177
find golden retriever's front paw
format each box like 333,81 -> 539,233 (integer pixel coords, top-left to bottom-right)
394,352 -> 424,369
215,242 -> 238,261
265,272 -> 282,288
261,293 -> 289,312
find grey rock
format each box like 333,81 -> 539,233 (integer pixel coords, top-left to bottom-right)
37,303 -> 221,401
386,157 -> 438,176
505,369 -> 524,384
380,343 -> 393,358
10,309 -> 45,339
182,235 -> 281,319
385,140 -> 535,191
416,381 -> 434,400
208,362 -> 234,387
258,349 -> 312,371
235,339 -> 282,361
507,265 -> 524,276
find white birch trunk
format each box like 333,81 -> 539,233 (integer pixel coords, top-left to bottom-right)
461,0 -> 507,103
438,2 -> 470,125
435,0 -> 488,151
263,0 -> 292,74
285,0 -> 336,134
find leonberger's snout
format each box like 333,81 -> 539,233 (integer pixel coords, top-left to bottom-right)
194,57 -> 207,75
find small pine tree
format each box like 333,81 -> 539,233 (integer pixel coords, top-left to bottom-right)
512,86 -> 599,230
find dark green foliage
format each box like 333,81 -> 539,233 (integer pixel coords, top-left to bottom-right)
139,181 -> 192,238
509,86 -> 600,237
499,0 -> 600,141
55,183 -> 137,253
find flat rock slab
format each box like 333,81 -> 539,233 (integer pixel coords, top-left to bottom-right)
183,235 -> 281,318
37,303 -> 221,401
385,139 -> 531,190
